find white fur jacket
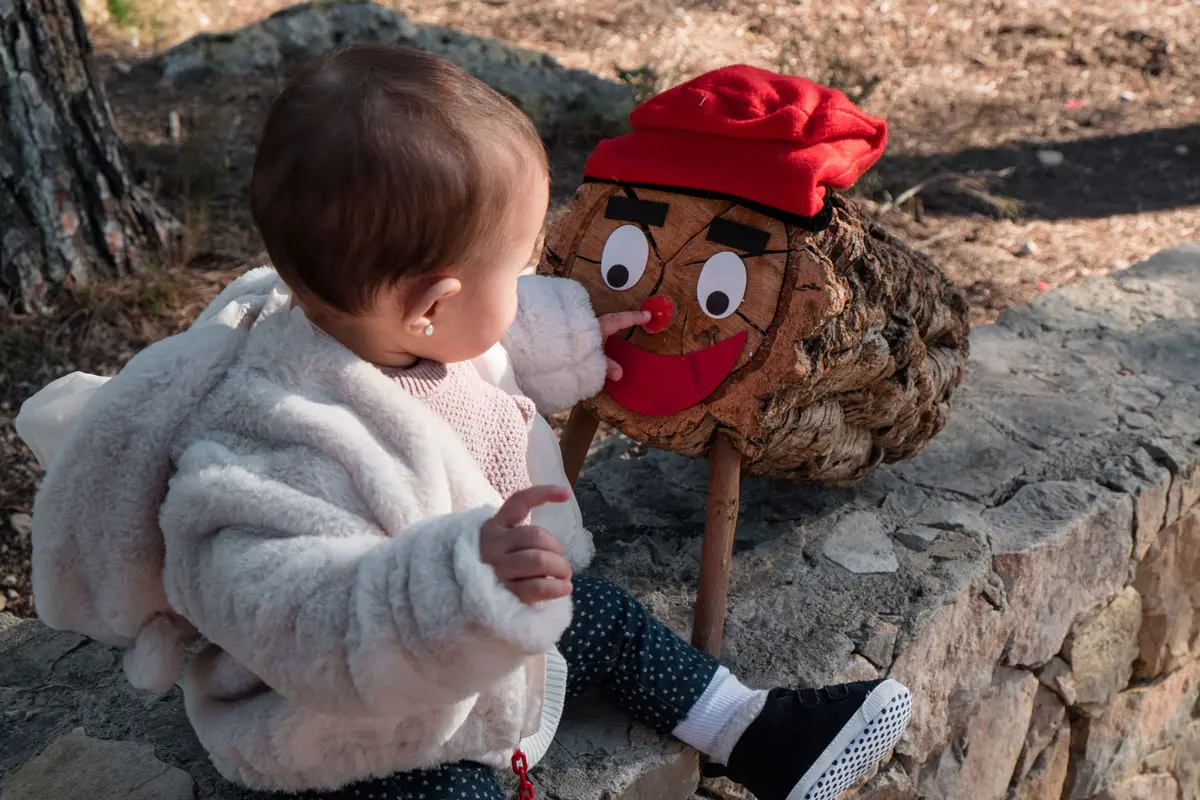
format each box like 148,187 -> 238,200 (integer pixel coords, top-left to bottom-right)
22,267 -> 608,791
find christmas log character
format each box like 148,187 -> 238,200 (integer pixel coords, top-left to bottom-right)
543,66 -> 970,656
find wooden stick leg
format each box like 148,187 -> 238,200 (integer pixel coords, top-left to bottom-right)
691,433 -> 743,657
559,404 -> 600,486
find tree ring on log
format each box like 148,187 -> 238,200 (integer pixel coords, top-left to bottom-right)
541,182 -> 970,485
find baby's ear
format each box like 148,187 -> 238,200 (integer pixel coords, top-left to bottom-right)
396,276 -> 461,332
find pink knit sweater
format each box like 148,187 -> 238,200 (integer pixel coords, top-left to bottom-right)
388,360 -> 536,499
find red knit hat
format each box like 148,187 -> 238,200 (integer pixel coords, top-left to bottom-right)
584,65 -> 887,219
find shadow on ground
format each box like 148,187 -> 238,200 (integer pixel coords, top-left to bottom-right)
101,6 -> 627,270
877,124 -> 1200,221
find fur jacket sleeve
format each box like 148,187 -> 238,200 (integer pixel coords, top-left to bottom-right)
160,504 -> 566,717
501,275 -> 608,414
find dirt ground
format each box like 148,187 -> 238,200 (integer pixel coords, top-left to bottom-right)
0,0 -> 1198,617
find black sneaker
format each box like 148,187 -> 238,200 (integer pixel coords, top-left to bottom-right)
705,679 -> 912,800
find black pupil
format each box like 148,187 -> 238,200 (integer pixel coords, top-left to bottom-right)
705,291 -> 730,316
607,264 -> 630,288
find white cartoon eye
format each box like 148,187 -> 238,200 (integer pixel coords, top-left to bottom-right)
600,225 -> 649,291
696,251 -> 747,319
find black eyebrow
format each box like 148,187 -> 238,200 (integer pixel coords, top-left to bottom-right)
707,218 -> 770,256
605,195 -> 669,227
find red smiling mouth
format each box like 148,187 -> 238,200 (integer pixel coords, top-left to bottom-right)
603,331 -> 748,417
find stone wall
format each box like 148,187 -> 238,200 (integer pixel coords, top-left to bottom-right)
2,242 -> 1198,800
556,241 -> 1200,800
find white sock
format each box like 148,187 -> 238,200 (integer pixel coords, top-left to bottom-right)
671,667 -> 768,765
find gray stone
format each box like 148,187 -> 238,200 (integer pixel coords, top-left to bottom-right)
159,27 -> 282,82
1120,411 -> 1156,429
1009,723 -> 1071,800
918,744 -> 968,800
533,696 -> 698,800
955,667 -> 1039,799
1123,319 -> 1200,388
993,387 -> 1117,450
894,525 -> 942,552
998,242 -> 1200,335
889,402 -> 1038,502
0,730 -> 193,800
913,502 -> 986,536
881,485 -> 929,519
1012,686 -> 1067,782
1067,661 -> 1200,799
1035,150 -> 1063,167
821,511 -> 899,574
835,654 -> 882,682
1112,381 -> 1163,413
1159,444 -> 1200,525
890,583 -> 1012,762
152,1 -> 635,140
854,618 -> 900,669
692,777 -> 752,800
1173,720 -> 1200,800
988,481 -> 1133,666
853,764 -> 919,800
323,0 -> 420,43
1137,743 -> 1176,777
1098,449 -> 1172,560
1062,586 -> 1143,707
959,326 -> 1118,448
1095,773 -> 1180,800
1036,657 -> 1079,707
926,535 -> 981,561
1132,508 -> 1200,679
1141,745 -> 1174,773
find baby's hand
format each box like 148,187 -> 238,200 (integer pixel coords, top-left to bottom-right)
598,310 -> 652,381
480,485 -> 574,605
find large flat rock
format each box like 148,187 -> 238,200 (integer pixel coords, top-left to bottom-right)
1,730 -> 194,800
2,242 -> 1198,799
151,0 -> 635,142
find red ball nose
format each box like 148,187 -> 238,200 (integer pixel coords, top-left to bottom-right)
640,295 -> 675,334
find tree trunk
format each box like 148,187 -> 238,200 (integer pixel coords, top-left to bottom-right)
0,0 -> 178,313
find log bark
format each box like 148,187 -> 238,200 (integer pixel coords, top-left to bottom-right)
0,0 -> 178,313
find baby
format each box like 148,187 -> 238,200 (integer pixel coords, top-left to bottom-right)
25,44 -> 911,800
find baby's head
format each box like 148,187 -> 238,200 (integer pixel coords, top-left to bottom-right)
251,43 -> 549,367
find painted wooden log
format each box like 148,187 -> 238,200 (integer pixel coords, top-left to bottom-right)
545,184 -> 970,485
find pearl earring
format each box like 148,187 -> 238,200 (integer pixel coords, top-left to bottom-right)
424,324 -> 434,337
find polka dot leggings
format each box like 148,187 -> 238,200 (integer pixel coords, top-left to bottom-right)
288,577 -> 720,799
559,575 -> 720,732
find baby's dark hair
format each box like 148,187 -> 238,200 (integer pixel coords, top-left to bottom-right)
250,43 -> 548,314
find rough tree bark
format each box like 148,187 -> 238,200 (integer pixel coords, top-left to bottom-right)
0,0 -> 178,313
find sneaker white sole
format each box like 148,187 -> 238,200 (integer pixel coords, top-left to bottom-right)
786,679 -> 913,800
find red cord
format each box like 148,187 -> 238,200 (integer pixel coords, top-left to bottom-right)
511,750 -> 536,800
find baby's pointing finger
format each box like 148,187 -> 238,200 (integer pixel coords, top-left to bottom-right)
509,578 -> 573,605
599,310 -> 652,338
493,485 -> 571,528
498,525 -> 565,557
493,550 -> 573,583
